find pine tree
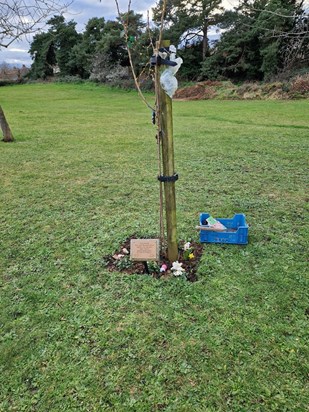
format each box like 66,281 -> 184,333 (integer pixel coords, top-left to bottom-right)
201,0 -> 308,80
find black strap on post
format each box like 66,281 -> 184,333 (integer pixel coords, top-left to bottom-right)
150,54 -> 178,67
158,173 -> 179,183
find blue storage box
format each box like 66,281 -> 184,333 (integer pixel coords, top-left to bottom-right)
199,213 -> 248,244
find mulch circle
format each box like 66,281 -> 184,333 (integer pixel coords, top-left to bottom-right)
104,236 -> 204,282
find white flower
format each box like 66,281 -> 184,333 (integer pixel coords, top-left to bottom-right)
184,242 -> 191,251
171,261 -> 185,276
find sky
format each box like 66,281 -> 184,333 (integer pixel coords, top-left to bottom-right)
0,0 -> 236,67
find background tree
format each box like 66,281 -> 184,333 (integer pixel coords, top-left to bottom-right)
0,0 -> 71,142
90,11 -> 146,83
89,19 -> 124,82
29,15 -> 81,78
68,17 -> 106,78
152,0 -> 223,79
201,0 -> 308,80
29,31 -> 56,79
49,15 -> 81,75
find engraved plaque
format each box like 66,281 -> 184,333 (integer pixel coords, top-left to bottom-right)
130,239 -> 160,261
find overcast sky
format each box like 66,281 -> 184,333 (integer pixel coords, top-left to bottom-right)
1,0 -> 236,66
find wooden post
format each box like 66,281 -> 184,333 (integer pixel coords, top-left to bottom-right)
156,40 -> 178,262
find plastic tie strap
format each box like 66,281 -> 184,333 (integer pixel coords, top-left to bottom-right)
157,173 -> 179,183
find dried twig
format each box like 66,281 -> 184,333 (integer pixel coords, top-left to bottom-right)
0,0 -> 72,48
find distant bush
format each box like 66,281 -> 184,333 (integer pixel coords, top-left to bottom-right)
90,57 -> 130,84
54,75 -> 85,84
0,80 -> 16,87
174,77 -> 309,100
289,74 -> 309,97
175,82 -> 217,100
138,78 -> 154,92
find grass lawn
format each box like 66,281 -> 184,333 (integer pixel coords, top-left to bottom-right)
0,83 -> 308,411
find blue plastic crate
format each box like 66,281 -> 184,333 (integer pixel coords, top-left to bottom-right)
199,213 -> 248,244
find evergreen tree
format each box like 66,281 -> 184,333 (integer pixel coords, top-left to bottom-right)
152,0 -> 223,80
47,15 -> 81,75
90,11 -> 146,82
29,32 -> 56,79
29,15 -> 81,79
68,17 -> 105,78
201,0 -> 308,80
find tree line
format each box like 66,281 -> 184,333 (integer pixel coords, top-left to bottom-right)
26,0 -> 309,83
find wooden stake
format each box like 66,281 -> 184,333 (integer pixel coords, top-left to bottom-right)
156,40 -> 178,262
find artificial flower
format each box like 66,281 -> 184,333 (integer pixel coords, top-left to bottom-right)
171,261 -> 185,276
160,264 -> 168,273
184,242 -> 191,251
112,253 -> 124,260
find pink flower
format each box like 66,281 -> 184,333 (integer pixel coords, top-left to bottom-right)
160,264 -> 168,273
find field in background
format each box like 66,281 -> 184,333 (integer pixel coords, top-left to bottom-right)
0,83 -> 308,411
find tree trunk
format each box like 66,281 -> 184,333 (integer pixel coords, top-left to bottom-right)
0,105 -> 14,142
202,22 -> 209,61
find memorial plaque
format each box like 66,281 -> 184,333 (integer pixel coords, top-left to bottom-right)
130,239 -> 160,261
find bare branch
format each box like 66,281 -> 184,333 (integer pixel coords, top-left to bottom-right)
0,0 -> 72,48
158,0 -> 167,47
147,10 -> 155,53
251,7 -> 305,19
114,0 -> 155,111
181,31 -> 204,42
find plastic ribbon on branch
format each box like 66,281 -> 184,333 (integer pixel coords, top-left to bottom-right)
160,45 -> 183,99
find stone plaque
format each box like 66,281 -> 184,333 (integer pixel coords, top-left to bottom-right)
130,239 -> 160,261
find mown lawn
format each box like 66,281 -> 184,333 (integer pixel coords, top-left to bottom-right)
0,83 -> 308,411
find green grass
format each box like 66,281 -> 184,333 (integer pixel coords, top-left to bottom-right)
0,83 -> 308,411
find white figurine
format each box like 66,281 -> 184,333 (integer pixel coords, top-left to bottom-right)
160,45 -> 183,98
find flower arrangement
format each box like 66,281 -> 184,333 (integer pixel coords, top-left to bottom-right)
106,238 -> 202,282
168,241 -> 196,278
182,241 -> 195,261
